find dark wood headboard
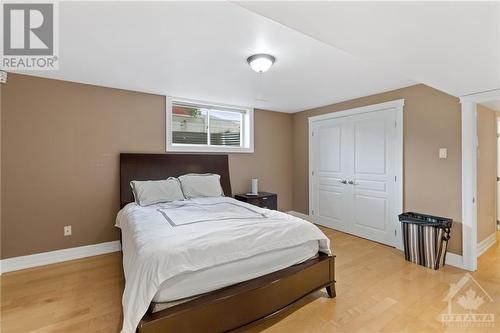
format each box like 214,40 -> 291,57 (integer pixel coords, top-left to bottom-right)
120,153 -> 232,207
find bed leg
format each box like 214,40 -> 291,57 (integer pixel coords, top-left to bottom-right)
326,284 -> 336,298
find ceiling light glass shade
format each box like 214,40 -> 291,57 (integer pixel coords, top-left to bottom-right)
247,54 -> 276,73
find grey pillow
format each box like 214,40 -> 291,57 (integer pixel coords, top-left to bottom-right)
130,178 -> 185,206
178,174 -> 224,198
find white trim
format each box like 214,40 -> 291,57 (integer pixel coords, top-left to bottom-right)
459,89 -> 500,104
446,252 -> 467,270
394,102 -> 404,250
477,233 -> 497,257
308,99 -> 404,248
308,118 -> 315,222
165,96 -> 254,153
459,88 -> 500,272
308,99 -> 405,123
0,241 -> 121,274
287,210 -> 312,222
461,101 -> 478,271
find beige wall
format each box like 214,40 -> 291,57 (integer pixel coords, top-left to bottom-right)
1,75 -> 466,258
1,74 -> 293,259
292,84 -> 463,254
229,109 -> 293,210
476,105 -> 498,243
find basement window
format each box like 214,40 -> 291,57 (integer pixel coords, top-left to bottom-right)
166,98 -> 254,153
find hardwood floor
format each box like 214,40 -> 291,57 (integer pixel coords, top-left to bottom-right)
1,228 -> 499,332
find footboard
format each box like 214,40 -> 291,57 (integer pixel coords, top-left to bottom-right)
138,253 -> 336,333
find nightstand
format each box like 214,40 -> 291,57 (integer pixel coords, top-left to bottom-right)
234,192 -> 277,210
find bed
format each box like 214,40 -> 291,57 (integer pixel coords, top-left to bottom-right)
117,153 -> 336,333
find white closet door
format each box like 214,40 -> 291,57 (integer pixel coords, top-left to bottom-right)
311,118 -> 351,233
348,109 -> 397,246
311,107 -> 399,247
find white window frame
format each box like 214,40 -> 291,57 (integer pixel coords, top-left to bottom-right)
166,97 -> 254,153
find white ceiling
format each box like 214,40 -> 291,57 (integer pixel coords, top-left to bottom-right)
236,1 -> 500,99
16,1 -> 414,112
18,1 -> 499,113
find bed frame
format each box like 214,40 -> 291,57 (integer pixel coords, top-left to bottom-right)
119,153 -> 336,333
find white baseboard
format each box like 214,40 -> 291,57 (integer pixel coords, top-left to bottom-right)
445,252 -> 468,270
477,233 -> 497,257
0,241 -> 121,274
286,211 -> 311,222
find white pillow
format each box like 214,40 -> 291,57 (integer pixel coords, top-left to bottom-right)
178,174 -> 224,199
130,178 -> 185,206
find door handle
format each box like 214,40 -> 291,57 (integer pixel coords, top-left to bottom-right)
348,180 -> 356,185
339,180 -> 347,184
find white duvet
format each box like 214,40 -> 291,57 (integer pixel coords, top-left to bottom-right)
115,196 -> 331,333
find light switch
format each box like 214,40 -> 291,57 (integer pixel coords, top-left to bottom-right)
439,148 -> 448,159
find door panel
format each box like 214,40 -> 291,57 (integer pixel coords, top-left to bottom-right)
354,119 -> 387,175
318,126 -> 341,173
349,110 -> 396,246
353,194 -> 387,231
355,179 -> 386,192
318,190 -> 343,220
312,119 -> 350,232
317,185 -> 348,232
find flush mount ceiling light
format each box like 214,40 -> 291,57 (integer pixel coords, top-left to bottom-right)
247,54 -> 276,73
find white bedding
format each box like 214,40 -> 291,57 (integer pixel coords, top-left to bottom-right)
152,240 -> 319,302
116,196 -> 331,333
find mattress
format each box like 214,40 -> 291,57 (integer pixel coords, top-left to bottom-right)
152,239 -> 319,304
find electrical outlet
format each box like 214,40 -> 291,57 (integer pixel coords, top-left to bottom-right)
64,225 -> 72,236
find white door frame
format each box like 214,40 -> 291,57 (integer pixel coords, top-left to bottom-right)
308,99 -> 405,250
460,89 -> 500,271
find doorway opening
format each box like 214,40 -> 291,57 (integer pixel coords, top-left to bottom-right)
476,101 -> 499,258
460,90 -> 500,271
